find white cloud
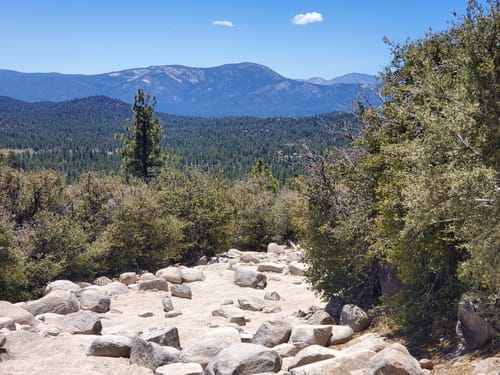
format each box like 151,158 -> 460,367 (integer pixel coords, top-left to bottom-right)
212,20 -> 235,27
292,12 -> 323,25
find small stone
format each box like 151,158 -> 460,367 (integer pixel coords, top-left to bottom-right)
139,311 -> 154,318
240,332 -> 253,343
419,358 -> 434,370
165,310 -> 182,318
264,291 -> 281,301
162,295 -> 174,312
222,299 -> 234,305
263,306 -> 281,313
238,296 -> 265,311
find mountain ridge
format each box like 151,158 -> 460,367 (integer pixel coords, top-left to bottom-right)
0,63 -> 380,117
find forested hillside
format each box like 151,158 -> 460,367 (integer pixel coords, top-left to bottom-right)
0,95 -> 356,181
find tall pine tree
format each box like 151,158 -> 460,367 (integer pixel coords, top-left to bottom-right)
116,89 -> 165,182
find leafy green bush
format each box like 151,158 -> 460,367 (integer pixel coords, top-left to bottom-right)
154,168 -> 235,264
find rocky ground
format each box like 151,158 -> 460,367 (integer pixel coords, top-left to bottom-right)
0,244 -> 498,375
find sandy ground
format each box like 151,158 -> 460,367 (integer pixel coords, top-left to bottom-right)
0,262 -> 323,375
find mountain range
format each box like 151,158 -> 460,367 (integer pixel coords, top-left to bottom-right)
0,63 -> 380,117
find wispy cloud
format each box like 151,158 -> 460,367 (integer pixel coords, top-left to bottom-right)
212,20 -> 235,27
292,12 -> 323,25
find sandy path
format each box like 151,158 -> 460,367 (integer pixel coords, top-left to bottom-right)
0,262 -> 323,375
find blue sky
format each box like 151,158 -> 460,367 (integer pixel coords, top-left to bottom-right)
1,1 -> 468,79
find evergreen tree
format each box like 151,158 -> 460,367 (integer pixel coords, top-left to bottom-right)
116,89 -> 165,182
299,0 -> 499,339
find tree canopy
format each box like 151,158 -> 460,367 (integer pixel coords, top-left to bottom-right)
297,0 -> 499,339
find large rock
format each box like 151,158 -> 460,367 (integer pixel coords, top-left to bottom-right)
79,288 -> 111,313
234,267 -> 267,289
155,362 -> 203,375
238,296 -> 265,311
180,268 -> 204,283
365,343 -> 422,375
205,343 -> 281,375
88,335 -> 132,357
45,280 -> 81,294
329,325 -> 354,345
252,318 -> 291,348
156,267 -> 183,284
339,304 -> 371,332
290,349 -> 375,374
0,301 -> 35,324
324,296 -> 346,322
179,327 -> 241,367
170,284 -> 192,299
288,262 -> 307,276
257,262 -> 286,273
267,242 -> 286,255
119,272 -> 138,285
273,343 -> 300,358
130,336 -> 180,370
51,310 -> 102,334
306,310 -> 335,325
139,272 -> 157,281
138,278 -> 169,292
93,276 -> 113,286
25,290 -> 79,316
288,325 -> 332,349
288,345 -> 339,370
141,327 -> 181,349
344,333 -> 389,353
101,281 -> 129,295
456,300 -> 497,349
241,252 -> 262,264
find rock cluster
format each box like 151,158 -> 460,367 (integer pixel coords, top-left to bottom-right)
0,242 -> 494,374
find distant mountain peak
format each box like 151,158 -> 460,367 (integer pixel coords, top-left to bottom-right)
0,63 -> 381,117
300,72 -> 379,86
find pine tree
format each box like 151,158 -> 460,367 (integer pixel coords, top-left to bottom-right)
115,89 -> 165,182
